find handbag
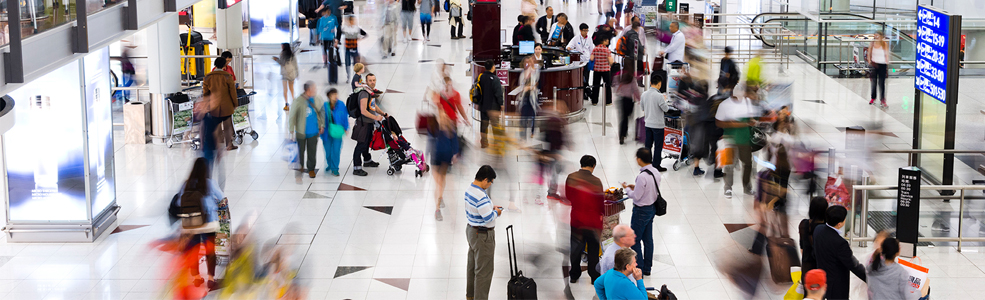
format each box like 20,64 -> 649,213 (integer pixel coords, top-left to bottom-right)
641,170 -> 667,216
416,97 -> 437,135
326,104 -> 345,139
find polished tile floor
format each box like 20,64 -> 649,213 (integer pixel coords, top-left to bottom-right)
2,0 -> 985,299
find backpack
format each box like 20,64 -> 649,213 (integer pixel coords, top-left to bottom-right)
347,88 -> 368,118
469,75 -> 483,104
444,0 -> 450,12
615,34 -> 638,58
177,189 -> 208,229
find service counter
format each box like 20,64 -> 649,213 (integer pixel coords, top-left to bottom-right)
470,45 -> 587,124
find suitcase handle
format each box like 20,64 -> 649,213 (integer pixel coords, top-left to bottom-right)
506,225 -> 520,278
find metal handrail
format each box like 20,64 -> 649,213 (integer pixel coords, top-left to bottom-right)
823,148 -> 985,170
849,184 -> 985,252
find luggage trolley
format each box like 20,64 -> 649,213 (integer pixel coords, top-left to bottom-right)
165,89 -> 202,150
663,110 -> 691,171
665,62 -> 689,101
231,89 -> 259,145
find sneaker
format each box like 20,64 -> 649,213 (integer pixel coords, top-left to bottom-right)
435,209 -> 443,221
744,189 -> 755,195
309,170 -> 316,178
364,161 -> 380,167
332,170 -> 340,176
439,198 -> 445,208
693,167 -> 706,176
725,189 -> 733,198
869,99 -> 875,105
713,169 -> 725,178
353,169 -> 368,176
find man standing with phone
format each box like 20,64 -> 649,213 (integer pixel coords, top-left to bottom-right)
465,165 -> 502,300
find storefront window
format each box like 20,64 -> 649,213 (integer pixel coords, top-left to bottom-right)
16,0 -> 78,40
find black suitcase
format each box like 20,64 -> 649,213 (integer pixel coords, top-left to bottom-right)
506,225 -> 537,300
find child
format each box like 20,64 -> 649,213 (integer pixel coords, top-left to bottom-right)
350,63 -> 366,90
341,15 -> 368,80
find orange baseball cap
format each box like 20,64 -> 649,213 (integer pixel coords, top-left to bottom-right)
805,269 -> 827,291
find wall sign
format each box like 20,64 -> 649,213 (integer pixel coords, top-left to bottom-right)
915,6 -> 950,104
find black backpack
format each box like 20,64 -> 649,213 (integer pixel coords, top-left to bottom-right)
347,88 -> 368,118
178,190 -> 208,229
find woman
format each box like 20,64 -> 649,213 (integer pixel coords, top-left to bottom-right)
798,197 -> 828,282
178,158 -> 224,290
273,43 -> 299,111
615,63 -> 640,144
448,0 -> 465,39
322,88 -> 349,176
520,0 -> 538,20
868,31 -> 890,108
518,56 -> 540,140
866,238 -> 919,300
431,77 -> 466,221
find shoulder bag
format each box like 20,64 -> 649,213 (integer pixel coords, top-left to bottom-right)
641,169 -> 667,216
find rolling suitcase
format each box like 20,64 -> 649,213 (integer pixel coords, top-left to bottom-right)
506,225 -> 537,300
635,117 -> 645,143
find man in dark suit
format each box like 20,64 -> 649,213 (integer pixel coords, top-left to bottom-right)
536,6 -> 556,43
813,206 -> 866,300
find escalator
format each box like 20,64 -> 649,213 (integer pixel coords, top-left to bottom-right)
749,12 -> 883,48
0,95 -> 15,135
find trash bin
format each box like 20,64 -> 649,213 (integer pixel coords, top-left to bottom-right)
123,101 -> 151,144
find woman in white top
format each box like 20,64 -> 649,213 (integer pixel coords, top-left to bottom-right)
867,32 -> 890,108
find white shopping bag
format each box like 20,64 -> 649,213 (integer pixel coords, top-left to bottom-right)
282,140 -> 299,169
898,257 -> 929,296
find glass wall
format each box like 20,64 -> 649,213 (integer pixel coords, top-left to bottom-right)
85,0 -> 126,16
18,0 -> 78,40
917,92 -> 946,182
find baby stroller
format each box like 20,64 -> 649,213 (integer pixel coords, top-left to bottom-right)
371,116 -> 430,177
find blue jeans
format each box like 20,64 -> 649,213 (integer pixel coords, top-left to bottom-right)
644,127 -> 664,167
201,114 -> 229,167
520,97 -> 536,139
321,135 -> 343,172
631,204 -> 656,273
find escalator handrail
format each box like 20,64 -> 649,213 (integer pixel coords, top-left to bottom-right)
749,12 -> 915,48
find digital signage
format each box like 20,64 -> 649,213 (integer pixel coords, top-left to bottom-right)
915,6 -> 951,104
249,0 -> 298,44
84,48 -> 116,216
4,61 -> 88,221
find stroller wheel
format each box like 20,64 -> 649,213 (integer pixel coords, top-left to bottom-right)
387,168 -> 395,176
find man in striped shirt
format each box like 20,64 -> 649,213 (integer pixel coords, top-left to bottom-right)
465,165 -> 502,300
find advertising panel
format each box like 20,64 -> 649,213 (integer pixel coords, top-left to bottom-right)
915,6 -> 950,104
249,0 -> 298,44
84,47 -> 116,216
663,127 -> 683,156
4,61 -> 87,221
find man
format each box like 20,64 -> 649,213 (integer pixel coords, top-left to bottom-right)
351,74 -> 385,176
512,15 -> 526,46
718,46 -> 739,94
548,13 -> 575,48
400,0 -> 416,41
565,155 -> 605,284
621,148 -> 661,276
813,206 -> 866,300
598,224 -> 636,274
593,248 -> 648,300
199,57 -> 239,166
659,21 -> 685,64
715,87 -> 760,198
518,16 -> 537,44
803,269 -> 828,300
477,60 -> 504,148
567,23 -> 594,100
589,37 -> 613,106
640,74 -> 670,172
616,16 -> 644,62
592,18 -> 616,46
288,82 -> 325,178
318,9 -> 341,83
465,165 -> 503,300
536,6 -> 556,43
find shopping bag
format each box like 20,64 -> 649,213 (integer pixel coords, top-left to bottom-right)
899,257 -> 929,297
716,139 -> 734,168
783,268 -> 805,300
824,175 -> 850,207
282,140 -> 299,169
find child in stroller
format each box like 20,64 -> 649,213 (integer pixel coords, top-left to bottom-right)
373,116 -> 430,176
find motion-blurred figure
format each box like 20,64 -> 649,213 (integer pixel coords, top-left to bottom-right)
539,101 -> 568,199
518,56 -> 540,140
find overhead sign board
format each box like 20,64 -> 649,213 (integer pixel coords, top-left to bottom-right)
915,6 -> 951,104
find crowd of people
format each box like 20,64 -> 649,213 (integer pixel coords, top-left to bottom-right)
161,0 -> 932,299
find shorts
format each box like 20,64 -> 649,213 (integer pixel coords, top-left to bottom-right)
401,12 -> 415,30
420,13 -> 433,24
